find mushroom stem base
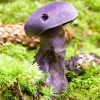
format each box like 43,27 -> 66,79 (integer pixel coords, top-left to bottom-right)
34,26 -> 68,93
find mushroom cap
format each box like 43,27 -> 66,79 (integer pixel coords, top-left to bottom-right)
24,1 -> 78,36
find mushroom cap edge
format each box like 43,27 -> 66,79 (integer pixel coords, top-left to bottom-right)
24,1 -> 78,36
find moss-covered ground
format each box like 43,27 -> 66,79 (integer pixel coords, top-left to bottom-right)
0,0 -> 100,99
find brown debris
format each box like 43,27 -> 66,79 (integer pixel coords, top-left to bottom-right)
0,23 -> 40,49
0,83 -> 10,94
0,23 -> 74,49
65,53 -> 100,75
87,28 -> 93,35
11,82 -> 27,100
64,28 -> 74,42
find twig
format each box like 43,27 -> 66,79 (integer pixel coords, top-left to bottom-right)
0,83 -> 10,94
14,82 -> 27,100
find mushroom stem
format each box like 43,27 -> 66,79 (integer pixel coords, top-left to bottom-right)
34,25 -> 68,93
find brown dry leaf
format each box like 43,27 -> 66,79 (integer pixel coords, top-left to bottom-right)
64,28 -> 74,42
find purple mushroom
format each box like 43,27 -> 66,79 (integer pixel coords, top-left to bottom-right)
24,1 -> 78,93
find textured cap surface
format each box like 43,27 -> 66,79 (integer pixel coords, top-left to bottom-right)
24,1 -> 78,36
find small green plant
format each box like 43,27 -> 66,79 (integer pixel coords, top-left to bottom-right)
0,43 -> 55,99
0,55 -> 44,98
0,43 -> 43,99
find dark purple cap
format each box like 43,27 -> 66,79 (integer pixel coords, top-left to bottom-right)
24,1 -> 78,36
